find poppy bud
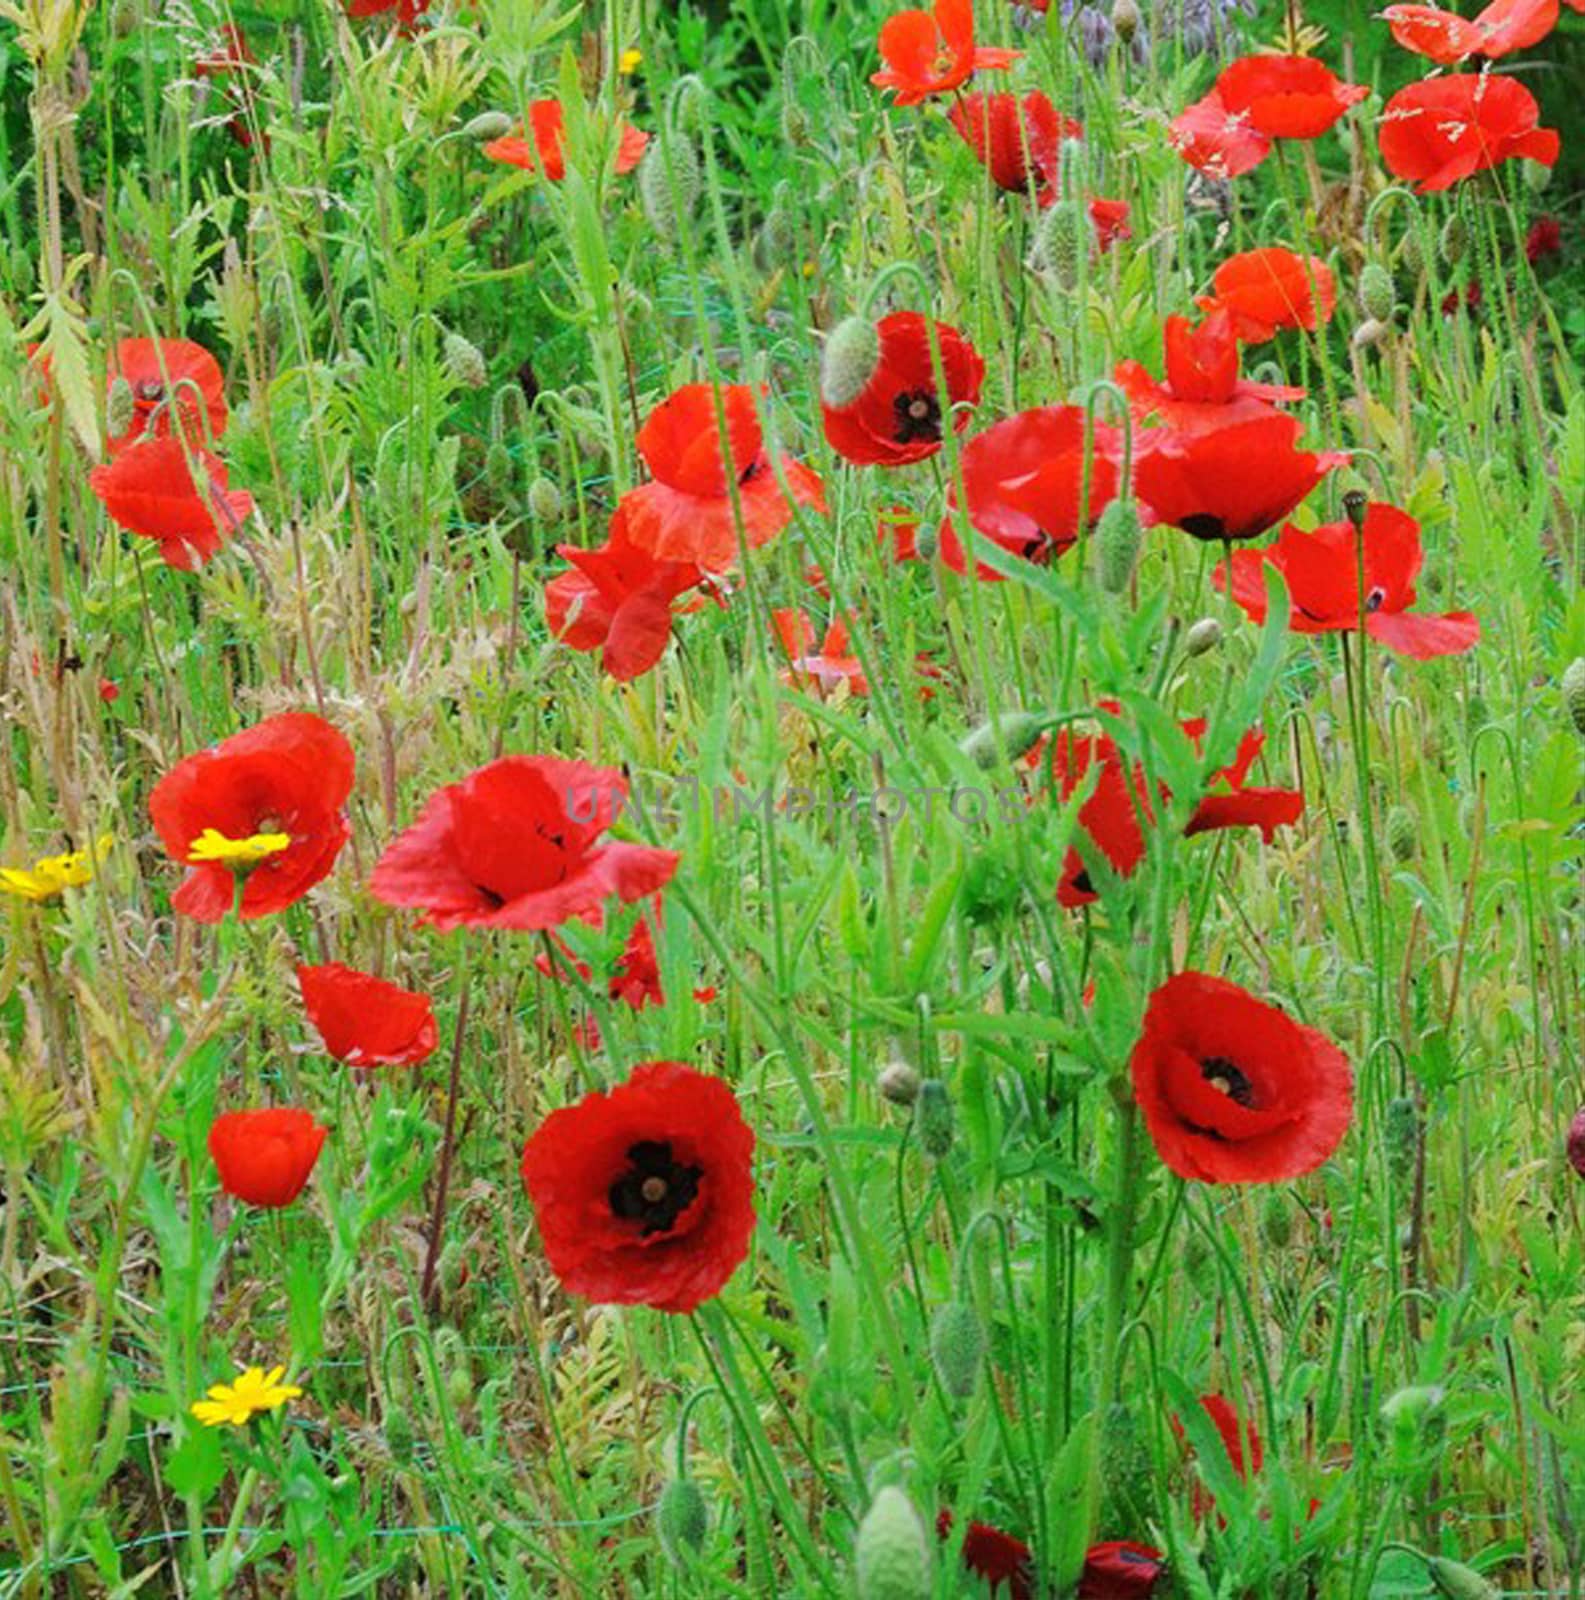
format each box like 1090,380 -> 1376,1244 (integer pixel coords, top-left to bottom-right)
914,519 -> 940,561
463,110 -> 515,142
782,101 -> 812,146
1096,498 -> 1143,593
755,208 -> 795,272
442,332 -> 487,390
1566,1106 -> 1585,1178
656,1476 -> 709,1566
383,1404 -> 415,1465
958,710 -> 1048,769
1561,658 -> 1585,736
106,376 -> 136,438
1259,1190 -> 1292,1248
1425,1556 -> 1498,1599
527,476 -> 564,525
1184,617 -> 1222,657
1386,804 -> 1417,863
1358,263 -> 1395,322
485,442 -> 515,495
1399,226 -> 1427,281
855,1486 -> 933,1600
878,1060 -> 921,1106
1033,200 -> 1086,291
639,139 -> 700,243
1438,214 -> 1467,267
914,1079 -> 955,1160
1112,0 -> 1142,41
820,316 -> 883,412
1352,317 -> 1391,351
110,0 -> 139,36
444,1362 -> 473,1408
928,1300 -> 985,1400
1385,1095 -> 1420,1186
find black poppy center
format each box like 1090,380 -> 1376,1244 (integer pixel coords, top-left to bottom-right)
1199,1055 -> 1256,1107
608,1140 -> 702,1236
1180,513 -> 1227,542
134,379 -> 166,403
1365,586 -> 1386,613
892,388 -> 942,445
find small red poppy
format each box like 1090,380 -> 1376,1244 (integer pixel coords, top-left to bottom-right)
879,505 -> 921,562
520,1060 -> 755,1314
774,610 -> 870,696
822,312 -> 985,467
1220,501 -> 1480,659
618,384 -> 825,571
297,963 -> 438,1068
89,436 -> 254,571
1169,88 -> 1272,178
1197,247 -> 1337,341
107,338 -> 228,456
370,756 -> 679,932
1440,279 -> 1483,317
482,98 -> 649,181
870,0 -> 1021,107
194,25 -> 262,149
544,506 -> 705,681
1212,54 -> 1367,140
346,0 -> 430,25
1080,1541 -> 1166,1598
1378,74 -> 1558,194
1130,972 -> 1353,1183
149,712 -> 355,923
1134,412 -> 1345,544
948,90 -> 1082,206
1525,215 -> 1561,265
937,1511 -> 1033,1599
1088,197 -> 1132,251
208,1108 -> 328,1208
536,908 -> 668,1015
939,406 -> 1122,579
1382,0 -> 1557,63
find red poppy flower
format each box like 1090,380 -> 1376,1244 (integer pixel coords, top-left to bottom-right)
297,963 -> 438,1068
1169,88 -> 1272,178
871,0 -> 1021,107
482,98 -> 649,181
194,25 -> 262,149
1197,247 -> 1337,341
107,337 -> 228,456
822,313 -> 986,467
1088,197 -> 1132,251
1213,54 -> 1368,139
149,712 -> 355,923
1525,215 -> 1561,264
1382,0 -> 1557,63
1440,279 -> 1483,317
88,436 -> 254,571
208,1108 -> 328,1208
520,1060 -> 755,1313
370,756 -> 679,932
879,505 -> 922,562
774,610 -> 870,696
1379,74 -> 1559,194
1130,972 -> 1353,1183
936,1511 -> 1033,1599
939,406 -> 1122,579
1219,502 -> 1479,659
1135,412 -> 1345,544
948,90 -> 1082,206
1081,1542 -> 1166,1598
347,0 -> 430,25
544,507 -> 705,682
536,908 -> 668,1015
617,384 -> 825,571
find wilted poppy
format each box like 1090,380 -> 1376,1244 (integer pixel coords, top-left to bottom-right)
149,712 -> 354,922
520,1060 -> 755,1313
871,0 -> 1021,107
1219,502 -> 1479,659
1213,54 -> 1367,139
1197,246 -> 1337,341
618,384 -> 825,570
370,756 -> 679,932
208,1108 -> 328,1208
948,90 -> 1082,206
939,406 -> 1122,578
1378,74 -> 1558,193
544,507 -> 706,681
482,98 -> 649,181
822,312 -> 985,467
88,436 -> 254,571
107,338 -> 228,456
1382,0 -> 1557,63
1169,88 -> 1273,178
936,1512 -> 1033,1598
298,962 -> 438,1068
774,610 -> 870,696
1130,972 -> 1353,1183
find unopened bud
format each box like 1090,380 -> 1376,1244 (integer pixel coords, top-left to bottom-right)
855,1486 -> 932,1600
1425,1555 -> 1498,1599
1111,0 -> 1142,40
1352,316 -> 1391,350
656,1476 -> 709,1566
929,1300 -> 985,1400
820,316 -> 882,411
1439,214 -> 1468,267
442,332 -> 487,390
1385,1095 -> 1420,1185
106,376 -> 135,438
527,476 -> 564,525
914,518 -> 940,562
1386,804 -> 1417,863
639,138 -> 700,242
1184,617 -> 1222,657
958,710 -> 1048,769
878,1060 -> 921,1106
1358,262 -> 1395,321
914,1079 -> 955,1161
463,111 -> 514,142
383,1404 -> 415,1465
1033,200 -> 1086,291
1095,498 -> 1143,593
1561,657 -> 1585,736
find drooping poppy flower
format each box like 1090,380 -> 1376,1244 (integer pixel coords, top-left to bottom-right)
297,963 -> 438,1068
106,338 -> 228,456
938,406 -> 1122,579
482,98 -> 649,181
1081,1542 -> 1167,1598
89,436 -> 254,571
1378,73 -> 1559,194
520,1060 -> 755,1313
774,610 -> 870,696
1525,215 -> 1561,265
1382,0 -> 1558,64
1197,247 -> 1337,341
936,1511 -> 1034,1598
1218,501 -> 1480,659
821,312 -> 986,467
149,712 -> 355,923
370,756 -> 679,932
617,384 -> 825,571
948,90 -> 1082,206
1169,88 -> 1273,178
208,1108 -> 328,1208
544,507 -> 706,681
1134,412 -> 1345,544
871,0 -> 1022,107
1130,971 -> 1353,1183
1212,54 -> 1368,139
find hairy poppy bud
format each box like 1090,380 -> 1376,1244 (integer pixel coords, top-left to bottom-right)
1439,214 -> 1468,267
1352,316 -> 1391,351
1358,263 -> 1395,321
856,1486 -> 932,1600
914,519 -> 940,561
782,101 -> 812,146
444,1363 -> 472,1407
1398,226 -> 1426,282
485,441 -> 515,494
463,111 -> 515,142
442,332 -> 487,390
1386,804 -> 1417,862
929,1300 -> 985,1400
106,376 -> 135,438
878,1060 -> 921,1106
1111,0 -> 1142,40
1033,200 -> 1086,292
656,1476 -> 709,1566
1259,1190 -> 1292,1248
1386,1094 -> 1420,1185
820,316 -> 883,411
1567,1107 -> 1585,1178
914,1079 -> 955,1160
639,139 -> 700,242
527,476 -> 564,525
1096,498 -> 1143,593
384,1404 -> 415,1465
1184,617 -> 1222,657
755,208 -> 795,271
1425,1555 -> 1497,1599
1561,658 -> 1585,736
959,710 -> 1048,769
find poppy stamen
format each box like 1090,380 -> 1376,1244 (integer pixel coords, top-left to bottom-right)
892,388 -> 943,445
609,1139 -> 702,1235
1200,1055 -> 1256,1107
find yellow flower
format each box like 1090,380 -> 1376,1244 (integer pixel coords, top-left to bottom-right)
186,827 -> 290,866
618,47 -> 642,75
0,835 -> 113,903
190,1364 -> 302,1428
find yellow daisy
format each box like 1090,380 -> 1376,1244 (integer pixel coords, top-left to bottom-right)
0,834 -> 113,903
190,1364 -> 303,1428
